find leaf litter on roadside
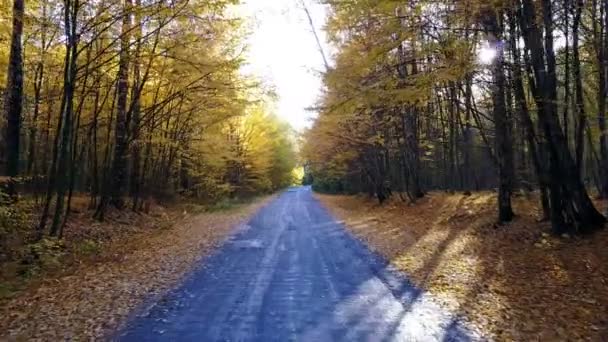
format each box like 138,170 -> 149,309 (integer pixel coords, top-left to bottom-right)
0,196 -> 274,341
318,192 -> 608,341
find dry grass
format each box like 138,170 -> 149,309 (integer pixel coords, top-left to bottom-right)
0,195 -> 274,341
318,191 -> 608,341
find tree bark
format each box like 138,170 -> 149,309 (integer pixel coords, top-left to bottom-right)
49,0 -> 79,237
484,8 -> 515,223
105,0 -> 132,210
3,0 -> 25,197
130,0 -> 142,210
573,0 -> 586,171
509,12 -> 550,220
600,0 -> 608,197
517,0 -> 606,233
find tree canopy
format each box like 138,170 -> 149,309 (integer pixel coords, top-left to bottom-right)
1,0 -> 298,237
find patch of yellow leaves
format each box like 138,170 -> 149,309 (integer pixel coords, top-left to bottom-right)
318,192 -> 608,341
0,196 -> 274,340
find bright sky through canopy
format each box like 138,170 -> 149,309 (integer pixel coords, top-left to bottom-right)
477,44 -> 497,65
239,0 -> 330,131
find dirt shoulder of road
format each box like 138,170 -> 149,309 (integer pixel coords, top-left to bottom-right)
317,192 -> 608,341
0,196 -> 274,341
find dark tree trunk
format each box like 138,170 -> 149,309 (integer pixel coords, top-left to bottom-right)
484,8 -> 515,223
601,0 -> 608,198
463,77 -> 474,191
27,3 -> 50,176
509,10 -> 551,220
563,0 -> 571,146
105,0 -> 132,210
50,0 -> 79,237
517,0 -> 606,233
3,0 -> 25,196
130,0 -> 142,210
573,0 -> 586,172
28,61 -> 44,176
37,0 -> 77,237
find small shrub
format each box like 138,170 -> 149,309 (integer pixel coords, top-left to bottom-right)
0,193 -> 33,263
0,281 -> 18,299
19,238 -> 67,277
73,239 -> 101,256
207,198 -> 239,212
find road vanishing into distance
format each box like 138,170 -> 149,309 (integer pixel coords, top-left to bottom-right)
118,187 -> 479,342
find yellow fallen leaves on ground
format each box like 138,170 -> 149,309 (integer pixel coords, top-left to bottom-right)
318,192 -> 608,341
0,196 -> 273,341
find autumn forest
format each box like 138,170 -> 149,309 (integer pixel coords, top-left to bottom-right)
304,0 -> 608,234
1,0 -> 297,238
2,0 -> 608,340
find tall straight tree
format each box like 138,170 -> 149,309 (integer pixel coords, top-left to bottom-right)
572,0 -> 585,171
129,0 -> 143,211
601,0 -> 608,197
49,0 -> 79,237
97,0 -> 132,216
482,6 -> 515,223
3,0 -> 25,196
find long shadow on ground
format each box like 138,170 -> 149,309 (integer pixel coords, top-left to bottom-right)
116,187 -> 482,342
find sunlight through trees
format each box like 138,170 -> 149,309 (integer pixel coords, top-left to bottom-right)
303,0 -> 607,234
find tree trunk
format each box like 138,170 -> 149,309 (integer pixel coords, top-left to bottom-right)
3,0 -> 25,197
601,0 -> 608,197
104,0 -> 132,210
484,8 -> 515,223
130,0 -> 143,210
573,0 -> 586,172
518,0 -> 606,233
50,0 -> 79,237
463,77 -> 474,191
563,0 -> 571,146
509,9 -> 550,220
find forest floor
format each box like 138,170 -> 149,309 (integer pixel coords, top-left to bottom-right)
0,195 -> 273,340
318,191 -> 608,341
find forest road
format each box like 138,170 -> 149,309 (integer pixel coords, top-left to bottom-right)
118,186 -> 478,342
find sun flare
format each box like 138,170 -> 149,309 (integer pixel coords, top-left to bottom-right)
478,45 -> 497,65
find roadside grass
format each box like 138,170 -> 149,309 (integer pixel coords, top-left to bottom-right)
317,191 -> 608,341
204,196 -> 261,212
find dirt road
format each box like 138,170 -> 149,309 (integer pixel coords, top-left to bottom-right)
118,187 -> 478,341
